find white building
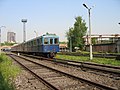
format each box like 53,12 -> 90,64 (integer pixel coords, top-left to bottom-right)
7,32 -> 16,43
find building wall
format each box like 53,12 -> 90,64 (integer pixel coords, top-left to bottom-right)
85,43 -> 116,53
59,43 -> 68,52
116,40 -> 120,53
7,32 -> 16,43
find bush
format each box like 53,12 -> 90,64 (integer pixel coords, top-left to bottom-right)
0,53 -> 20,90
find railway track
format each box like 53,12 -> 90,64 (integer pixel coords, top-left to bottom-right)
12,53 -> 120,81
56,59 -> 120,80
13,53 -> 120,88
7,53 -> 119,90
9,54 -> 56,90
55,58 -> 120,75
19,53 -> 120,76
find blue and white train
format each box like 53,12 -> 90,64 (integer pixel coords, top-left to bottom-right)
11,34 -> 59,58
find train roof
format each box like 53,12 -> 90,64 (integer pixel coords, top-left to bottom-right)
24,34 -> 58,42
15,34 -> 59,45
42,34 -> 59,38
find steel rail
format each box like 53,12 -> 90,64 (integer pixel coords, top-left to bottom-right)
14,53 -> 120,75
55,58 -> 120,75
9,54 -> 59,90
17,53 -> 120,70
10,54 -> 118,90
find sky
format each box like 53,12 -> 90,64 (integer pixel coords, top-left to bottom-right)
0,0 -> 120,43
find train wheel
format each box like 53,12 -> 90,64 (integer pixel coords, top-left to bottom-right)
50,52 -> 55,58
47,54 -> 50,58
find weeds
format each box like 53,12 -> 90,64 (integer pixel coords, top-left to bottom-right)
0,53 -> 20,90
56,54 -> 120,66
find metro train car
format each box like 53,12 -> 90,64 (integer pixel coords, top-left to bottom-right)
11,34 -> 59,58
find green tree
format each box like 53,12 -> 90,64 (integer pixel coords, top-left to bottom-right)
66,27 -> 74,51
59,41 -> 67,44
66,16 -> 87,51
92,38 -> 97,44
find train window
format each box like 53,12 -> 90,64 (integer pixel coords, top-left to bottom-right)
44,38 -> 49,44
54,38 -> 58,44
30,42 -> 31,46
37,39 -> 39,45
29,42 -> 31,46
39,38 -> 42,45
50,38 -> 53,44
27,42 -> 29,46
27,42 -> 28,46
31,41 -> 33,46
34,40 -> 36,46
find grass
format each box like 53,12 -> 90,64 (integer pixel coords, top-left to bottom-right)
58,51 -> 120,55
0,53 -> 21,90
56,54 -> 120,66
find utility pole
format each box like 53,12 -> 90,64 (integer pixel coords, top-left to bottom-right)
0,26 -> 6,55
83,4 -> 93,60
70,36 -> 72,52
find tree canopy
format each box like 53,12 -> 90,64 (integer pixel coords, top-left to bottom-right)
66,16 -> 87,51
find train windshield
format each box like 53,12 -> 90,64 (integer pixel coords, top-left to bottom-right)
44,37 -> 59,44
54,38 -> 59,44
50,38 -> 53,44
44,38 -> 49,44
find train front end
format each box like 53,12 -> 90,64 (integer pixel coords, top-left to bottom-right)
42,34 -> 59,58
